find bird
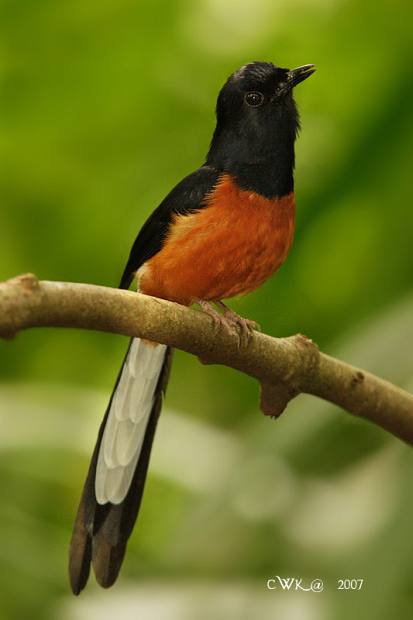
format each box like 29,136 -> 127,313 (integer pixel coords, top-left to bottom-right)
69,60 -> 315,594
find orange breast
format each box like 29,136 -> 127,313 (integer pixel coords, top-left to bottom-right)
138,174 -> 295,305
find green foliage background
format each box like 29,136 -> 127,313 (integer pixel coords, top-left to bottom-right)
0,0 -> 412,618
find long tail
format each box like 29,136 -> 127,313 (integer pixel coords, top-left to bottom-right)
69,338 -> 172,594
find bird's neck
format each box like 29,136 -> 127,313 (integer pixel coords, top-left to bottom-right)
206,126 -> 296,199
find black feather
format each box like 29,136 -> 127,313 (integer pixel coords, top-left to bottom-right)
69,346 -> 173,594
119,165 -> 221,289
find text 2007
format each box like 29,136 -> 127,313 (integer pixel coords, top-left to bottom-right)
337,578 -> 364,591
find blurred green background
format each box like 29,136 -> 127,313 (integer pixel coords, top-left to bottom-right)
1,0 -> 412,618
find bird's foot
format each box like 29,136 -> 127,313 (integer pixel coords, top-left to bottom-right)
196,299 -> 259,347
196,300 -> 236,338
216,301 -> 259,346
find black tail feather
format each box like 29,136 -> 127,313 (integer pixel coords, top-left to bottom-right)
69,344 -> 173,594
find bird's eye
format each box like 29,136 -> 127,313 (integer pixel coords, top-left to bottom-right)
245,91 -> 265,107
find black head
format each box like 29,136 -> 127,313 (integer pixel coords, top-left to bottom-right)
206,61 -> 315,197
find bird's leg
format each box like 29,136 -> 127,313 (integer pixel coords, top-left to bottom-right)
215,300 -> 259,345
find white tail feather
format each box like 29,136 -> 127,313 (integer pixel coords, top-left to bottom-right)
95,338 -> 167,505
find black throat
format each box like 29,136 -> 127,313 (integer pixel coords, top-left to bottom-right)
205,101 -> 299,199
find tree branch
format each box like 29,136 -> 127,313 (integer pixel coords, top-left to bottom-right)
1,273 -> 412,445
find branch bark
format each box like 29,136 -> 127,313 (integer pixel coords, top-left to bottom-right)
1,273 -> 413,445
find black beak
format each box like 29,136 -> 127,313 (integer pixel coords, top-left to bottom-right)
287,64 -> 316,88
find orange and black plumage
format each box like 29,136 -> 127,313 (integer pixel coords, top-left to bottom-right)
69,60 -> 315,594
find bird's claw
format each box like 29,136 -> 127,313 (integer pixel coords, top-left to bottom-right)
221,308 -> 258,347
197,300 -> 258,347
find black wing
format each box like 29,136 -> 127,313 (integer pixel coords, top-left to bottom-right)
119,165 -> 221,289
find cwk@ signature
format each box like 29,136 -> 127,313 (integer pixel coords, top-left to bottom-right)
267,576 -> 324,592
